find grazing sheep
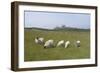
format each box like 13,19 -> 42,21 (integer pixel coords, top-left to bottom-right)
44,40 -> 54,48
76,40 -> 80,47
35,37 -> 39,44
65,41 -> 70,48
35,37 -> 44,44
57,40 -> 64,47
38,37 -> 44,44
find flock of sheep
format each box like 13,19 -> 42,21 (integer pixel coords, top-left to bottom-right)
35,37 -> 80,48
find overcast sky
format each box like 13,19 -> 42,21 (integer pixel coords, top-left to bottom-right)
24,11 -> 90,29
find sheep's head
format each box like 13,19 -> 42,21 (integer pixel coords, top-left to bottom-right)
36,37 -> 39,39
44,46 -> 46,48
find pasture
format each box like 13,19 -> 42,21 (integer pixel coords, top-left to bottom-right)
24,28 -> 90,61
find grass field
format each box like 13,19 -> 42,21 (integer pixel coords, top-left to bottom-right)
24,28 -> 90,61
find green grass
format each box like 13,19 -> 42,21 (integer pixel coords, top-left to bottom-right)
24,28 -> 90,61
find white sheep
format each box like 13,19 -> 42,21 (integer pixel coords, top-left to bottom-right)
76,40 -> 80,47
57,40 -> 64,47
35,37 -> 44,44
65,41 -> 70,48
44,40 -> 54,48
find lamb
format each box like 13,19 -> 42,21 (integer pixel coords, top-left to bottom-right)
44,40 -> 54,48
57,40 -> 64,47
35,37 -> 44,44
76,40 -> 80,47
65,41 -> 70,48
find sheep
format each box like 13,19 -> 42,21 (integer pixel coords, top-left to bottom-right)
76,40 -> 80,47
44,40 -> 54,48
38,37 -> 44,44
65,41 -> 70,48
35,37 -> 44,44
35,37 -> 39,43
57,40 -> 64,47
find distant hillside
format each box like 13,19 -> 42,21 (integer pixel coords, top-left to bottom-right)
24,27 -> 90,32
24,27 -> 53,31
54,27 -> 90,31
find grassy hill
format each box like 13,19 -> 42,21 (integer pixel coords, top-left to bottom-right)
24,28 -> 90,61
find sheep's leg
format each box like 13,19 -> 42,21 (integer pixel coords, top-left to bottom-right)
77,44 -> 80,47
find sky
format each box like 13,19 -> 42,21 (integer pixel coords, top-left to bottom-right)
24,11 -> 90,29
